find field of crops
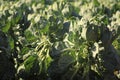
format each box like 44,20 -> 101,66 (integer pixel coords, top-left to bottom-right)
0,0 -> 120,80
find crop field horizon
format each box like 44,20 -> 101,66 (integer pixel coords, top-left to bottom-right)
0,0 -> 120,80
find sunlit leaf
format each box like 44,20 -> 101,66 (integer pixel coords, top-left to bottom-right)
2,21 -> 11,32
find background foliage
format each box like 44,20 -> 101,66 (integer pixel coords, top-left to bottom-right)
0,0 -> 120,80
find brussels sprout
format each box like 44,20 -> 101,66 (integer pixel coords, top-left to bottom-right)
81,26 -> 98,42
86,26 -> 98,42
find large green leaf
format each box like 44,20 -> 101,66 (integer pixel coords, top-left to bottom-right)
2,21 -> 11,33
58,54 -> 75,70
24,54 -> 40,75
24,30 -> 37,43
93,0 -> 100,7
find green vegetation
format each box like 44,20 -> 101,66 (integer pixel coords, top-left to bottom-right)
0,0 -> 120,80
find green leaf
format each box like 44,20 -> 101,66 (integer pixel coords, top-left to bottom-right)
2,21 -> 11,32
58,54 -> 75,70
40,23 -> 49,34
24,30 -> 37,42
24,54 -> 40,75
20,47 -> 29,55
8,36 -> 14,49
93,0 -> 100,7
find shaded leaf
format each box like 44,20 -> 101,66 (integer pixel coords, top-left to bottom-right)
58,54 -> 75,70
